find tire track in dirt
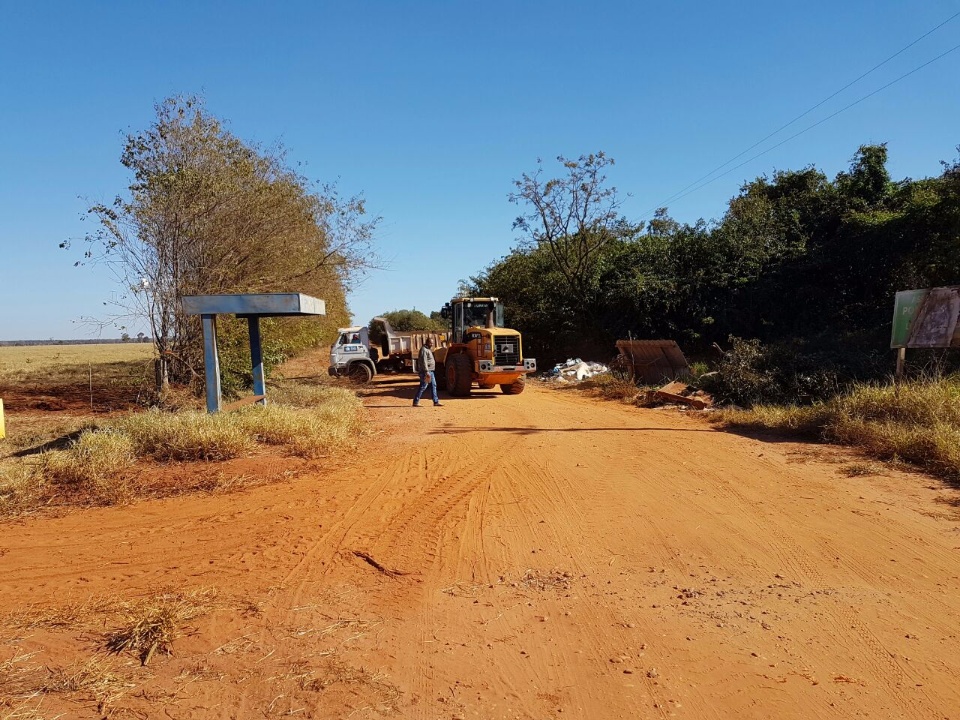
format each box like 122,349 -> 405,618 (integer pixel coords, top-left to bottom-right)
267,446 -> 427,622
360,439 -> 520,719
688,459 -> 934,718
489,452 -> 673,719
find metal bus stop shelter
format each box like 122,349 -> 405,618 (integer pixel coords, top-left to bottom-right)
182,293 -> 326,412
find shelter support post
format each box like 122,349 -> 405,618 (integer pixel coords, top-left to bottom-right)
182,293 -> 325,413
248,316 -> 266,404
201,314 -> 222,413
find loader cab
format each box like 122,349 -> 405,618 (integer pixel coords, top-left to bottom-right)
441,298 -> 504,343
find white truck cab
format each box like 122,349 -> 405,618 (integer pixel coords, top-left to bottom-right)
328,326 -> 377,382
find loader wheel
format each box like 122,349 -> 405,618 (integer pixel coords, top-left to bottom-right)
348,363 -> 373,384
500,376 -> 525,394
434,363 -> 447,391
447,354 -> 473,396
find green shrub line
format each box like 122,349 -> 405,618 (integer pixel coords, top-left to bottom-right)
712,376 -> 960,481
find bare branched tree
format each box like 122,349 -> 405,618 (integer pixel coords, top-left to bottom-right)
509,152 -> 626,305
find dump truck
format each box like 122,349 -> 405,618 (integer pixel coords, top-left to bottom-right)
328,318 -> 446,383
433,297 -> 536,395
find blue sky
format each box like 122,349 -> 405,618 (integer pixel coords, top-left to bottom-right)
1,0 -> 958,340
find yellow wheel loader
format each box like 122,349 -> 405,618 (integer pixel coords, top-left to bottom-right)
433,297 -> 536,396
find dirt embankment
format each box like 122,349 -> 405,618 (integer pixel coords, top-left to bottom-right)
1,376 -> 958,718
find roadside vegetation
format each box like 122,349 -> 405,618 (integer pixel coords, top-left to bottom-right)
0,343 -> 366,516
552,374 -> 644,404
65,95 -> 379,398
371,308 -> 446,332
469,146 -> 960,482
0,389 -> 364,515
473,146 -> 960,383
712,376 -> 960,482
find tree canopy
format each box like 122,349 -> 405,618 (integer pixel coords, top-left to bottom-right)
70,96 -> 379,393
472,144 -> 960,381
371,309 -> 446,332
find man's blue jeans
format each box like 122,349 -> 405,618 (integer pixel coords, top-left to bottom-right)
414,371 -> 439,404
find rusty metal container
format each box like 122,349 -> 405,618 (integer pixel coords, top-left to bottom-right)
612,340 -> 691,385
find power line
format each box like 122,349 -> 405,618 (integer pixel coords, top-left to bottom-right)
640,38 -> 960,218
640,9 -> 960,219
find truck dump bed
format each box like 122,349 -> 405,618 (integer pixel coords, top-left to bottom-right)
387,330 -> 447,356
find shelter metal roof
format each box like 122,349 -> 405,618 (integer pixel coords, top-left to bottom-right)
182,293 -> 326,318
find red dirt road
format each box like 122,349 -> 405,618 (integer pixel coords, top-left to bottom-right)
1,377 -> 959,718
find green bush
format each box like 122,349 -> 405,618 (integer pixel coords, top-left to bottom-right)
703,337 -> 885,407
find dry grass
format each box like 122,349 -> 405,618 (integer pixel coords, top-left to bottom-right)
103,589 -> 218,665
713,403 -> 830,437
0,650 -> 46,702
0,463 -> 42,518
840,462 -> 884,477
0,344 -> 154,382
6,589 -> 217,638
45,389 -> 364,465
297,656 -> 401,710
118,409 -> 255,461
268,380 -> 352,408
39,429 -> 137,504
2,586 -> 219,710
6,596 -> 124,634
552,374 -> 639,403
0,385 -> 365,514
713,377 -> 960,481
44,656 -> 134,713
234,398 -> 366,458
0,649 -> 133,718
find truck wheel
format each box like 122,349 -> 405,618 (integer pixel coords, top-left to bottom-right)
500,376 -> 525,394
349,363 -> 373,384
448,354 -> 472,396
435,363 -> 447,391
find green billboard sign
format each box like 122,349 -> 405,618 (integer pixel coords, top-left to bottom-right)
891,287 -> 960,349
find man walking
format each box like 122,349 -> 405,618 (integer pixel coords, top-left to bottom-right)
413,338 -> 443,407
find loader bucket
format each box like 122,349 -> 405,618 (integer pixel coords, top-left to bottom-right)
613,340 -> 691,385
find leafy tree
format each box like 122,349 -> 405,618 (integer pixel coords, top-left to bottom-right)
68,96 -> 378,393
510,152 -> 634,309
476,141 -> 960,383
371,309 -> 445,332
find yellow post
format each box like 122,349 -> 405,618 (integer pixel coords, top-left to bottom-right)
0,399 -> 5,440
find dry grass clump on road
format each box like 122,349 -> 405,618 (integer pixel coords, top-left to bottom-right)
714,377 -> 960,481
0,589 -> 217,716
104,589 -> 217,665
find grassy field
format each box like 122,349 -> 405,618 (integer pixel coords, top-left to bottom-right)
0,343 -> 155,380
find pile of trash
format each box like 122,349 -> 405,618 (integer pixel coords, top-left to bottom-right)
544,358 -> 610,383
